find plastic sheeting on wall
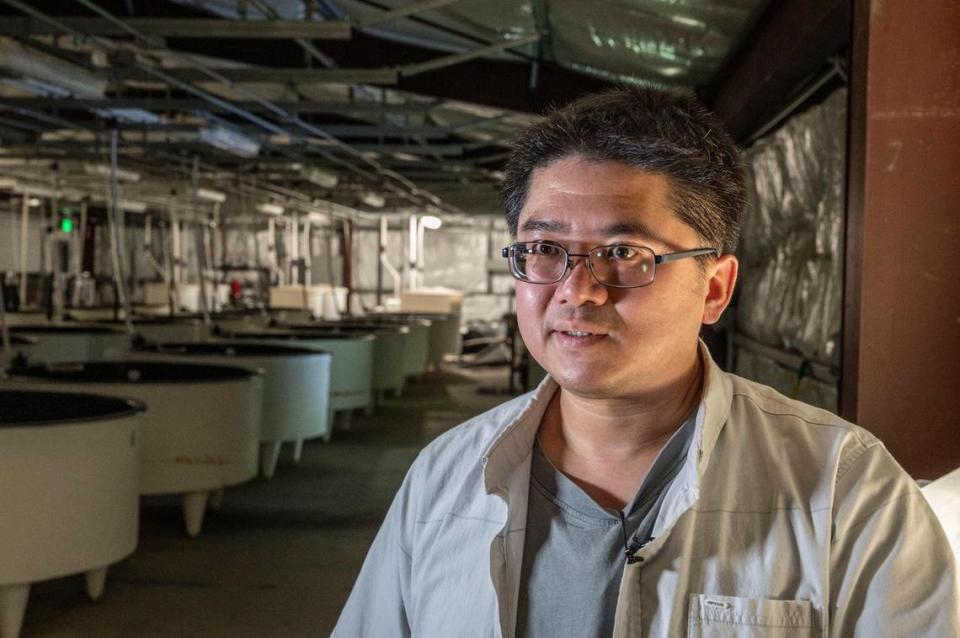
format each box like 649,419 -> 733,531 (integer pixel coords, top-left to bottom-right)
735,88 -> 847,411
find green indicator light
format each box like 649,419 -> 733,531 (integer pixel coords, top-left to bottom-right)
60,218 -> 74,233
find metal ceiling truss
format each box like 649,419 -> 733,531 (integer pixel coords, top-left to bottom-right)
0,0 -> 465,212
0,17 -> 353,39
0,97 -> 439,115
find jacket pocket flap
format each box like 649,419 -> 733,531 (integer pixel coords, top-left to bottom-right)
688,594 -> 813,629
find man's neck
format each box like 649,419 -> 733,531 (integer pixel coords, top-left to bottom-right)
537,352 -> 704,510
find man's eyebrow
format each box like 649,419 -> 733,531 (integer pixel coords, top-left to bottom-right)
602,221 -> 670,245
519,219 -> 569,233
519,218 -> 674,247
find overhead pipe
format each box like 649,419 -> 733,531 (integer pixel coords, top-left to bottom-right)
0,36 -> 106,97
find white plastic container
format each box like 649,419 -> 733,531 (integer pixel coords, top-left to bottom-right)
0,390 -> 142,638
374,311 -> 461,371
269,284 -> 347,319
3,361 -> 262,538
399,287 -> 463,314
216,329 -> 374,416
349,316 -> 432,381
282,322 -> 410,401
134,342 -> 332,479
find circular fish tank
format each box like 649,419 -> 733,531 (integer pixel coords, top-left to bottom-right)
279,322 -> 409,401
0,390 -> 143,638
95,316 -> 210,344
9,324 -> 131,363
134,342 -> 332,479
216,329 -> 374,416
373,312 -> 460,371
3,361 -> 263,538
366,317 -> 432,381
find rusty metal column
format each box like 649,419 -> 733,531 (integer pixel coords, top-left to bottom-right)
843,0 -> 960,478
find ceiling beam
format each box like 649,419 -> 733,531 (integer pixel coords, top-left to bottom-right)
399,34 -> 540,78
353,0 -> 463,29
702,0 -> 850,142
0,16 -> 351,39
161,30 -> 614,114
0,97 -> 437,115
112,66 -> 399,85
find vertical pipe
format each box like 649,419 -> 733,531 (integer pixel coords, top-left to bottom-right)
377,215 -> 386,306
0,274 -> 9,355
162,216 -> 177,318
18,194 -> 28,307
191,156 -> 211,324
76,200 -> 88,278
42,197 -> 54,321
408,214 -> 417,290
341,219 -> 354,316
416,217 -> 425,290
290,213 -> 301,284
267,217 -> 278,286
107,129 -> 134,335
486,219 -> 495,295
302,221 -> 312,287
169,206 -> 182,316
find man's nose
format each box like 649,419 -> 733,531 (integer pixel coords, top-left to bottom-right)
554,257 -> 608,306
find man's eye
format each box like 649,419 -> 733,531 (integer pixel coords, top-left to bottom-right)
531,244 -> 559,255
610,246 -> 635,259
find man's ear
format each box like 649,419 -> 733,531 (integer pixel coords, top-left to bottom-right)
702,254 -> 738,325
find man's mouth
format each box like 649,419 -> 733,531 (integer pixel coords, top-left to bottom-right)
551,327 -> 608,346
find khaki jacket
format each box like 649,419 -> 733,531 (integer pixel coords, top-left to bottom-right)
334,345 -> 959,637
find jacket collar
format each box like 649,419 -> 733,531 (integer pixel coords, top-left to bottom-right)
482,340 -> 733,494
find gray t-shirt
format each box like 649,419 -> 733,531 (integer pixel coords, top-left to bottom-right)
516,412 -> 697,638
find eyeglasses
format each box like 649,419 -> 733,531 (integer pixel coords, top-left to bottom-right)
500,241 -> 720,288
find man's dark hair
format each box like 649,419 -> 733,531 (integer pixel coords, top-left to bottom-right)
502,86 -> 744,254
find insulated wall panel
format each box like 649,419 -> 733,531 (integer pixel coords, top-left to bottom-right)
735,89 -> 846,411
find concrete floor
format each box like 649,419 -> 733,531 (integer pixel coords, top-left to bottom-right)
20,366 -> 514,637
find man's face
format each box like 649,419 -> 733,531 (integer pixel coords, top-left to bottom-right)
515,155 -> 726,400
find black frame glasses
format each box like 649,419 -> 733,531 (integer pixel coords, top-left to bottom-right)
500,241 -> 720,288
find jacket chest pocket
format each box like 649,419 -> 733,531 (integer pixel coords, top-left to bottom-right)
687,594 -> 815,637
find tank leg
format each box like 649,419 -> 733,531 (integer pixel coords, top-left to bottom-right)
0,583 -> 29,638
85,566 -> 108,601
292,439 -> 304,463
260,442 -> 282,479
208,488 -> 225,511
182,491 -> 209,538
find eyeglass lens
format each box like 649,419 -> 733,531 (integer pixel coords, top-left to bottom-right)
511,243 -> 655,287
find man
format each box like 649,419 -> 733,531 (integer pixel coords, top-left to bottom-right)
334,87 -> 959,637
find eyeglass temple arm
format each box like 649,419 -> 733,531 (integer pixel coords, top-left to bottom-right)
655,248 -> 721,264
